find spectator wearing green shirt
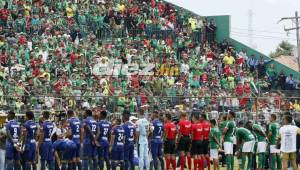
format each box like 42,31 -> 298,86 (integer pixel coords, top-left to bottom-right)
268,114 -> 282,170
246,121 -> 267,170
209,119 -> 221,170
222,111 -> 236,170
236,121 -> 255,170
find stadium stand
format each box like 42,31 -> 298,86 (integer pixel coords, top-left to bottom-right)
0,0 -> 299,118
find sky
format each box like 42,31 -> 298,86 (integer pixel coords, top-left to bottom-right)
166,0 -> 300,55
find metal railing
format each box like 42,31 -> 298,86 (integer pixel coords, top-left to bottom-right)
4,17 -> 209,43
0,95 -> 299,117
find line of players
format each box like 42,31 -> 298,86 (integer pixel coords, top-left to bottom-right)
5,108 -> 213,170
4,108 -> 282,170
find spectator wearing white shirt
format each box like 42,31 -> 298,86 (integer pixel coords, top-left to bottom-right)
40,46 -> 49,63
180,59 -> 189,75
239,50 -> 248,62
44,93 -> 55,109
279,114 -> 300,170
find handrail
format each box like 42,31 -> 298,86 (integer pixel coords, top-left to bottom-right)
0,95 -> 299,99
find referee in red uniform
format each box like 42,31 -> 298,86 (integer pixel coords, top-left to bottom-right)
164,113 -> 177,170
177,112 -> 192,170
191,114 -> 204,170
201,113 -> 212,170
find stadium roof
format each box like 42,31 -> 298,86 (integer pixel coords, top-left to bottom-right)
275,56 -> 299,72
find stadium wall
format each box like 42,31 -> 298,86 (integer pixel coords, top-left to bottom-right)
207,15 -> 300,79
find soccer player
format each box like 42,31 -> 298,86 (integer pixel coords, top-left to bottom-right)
268,114 -> 282,170
190,114 -> 203,170
246,121 -> 267,170
21,111 -> 38,170
164,113 -> 177,170
53,127 -> 77,170
279,114 -> 300,170
218,114 -> 227,166
177,112 -> 192,170
5,111 -> 21,170
209,119 -> 221,170
236,121 -> 255,170
122,113 -> 136,170
136,110 -> 150,170
219,115 -> 227,135
110,118 -> 125,170
97,110 -> 112,170
201,113 -> 211,170
38,111 -> 55,170
150,111 -> 164,170
222,111 -> 236,170
67,110 -> 82,170
82,109 -> 99,170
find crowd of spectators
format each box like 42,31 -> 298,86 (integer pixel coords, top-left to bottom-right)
0,0 -> 299,115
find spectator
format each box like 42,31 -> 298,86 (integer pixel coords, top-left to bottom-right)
0,0 -> 297,115
286,74 -> 295,90
257,56 -> 267,78
223,52 -> 235,65
247,55 -> 258,72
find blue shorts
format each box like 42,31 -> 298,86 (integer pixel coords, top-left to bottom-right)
111,150 -> 124,161
124,144 -> 134,161
23,142 -> 37,161
150,142 -> 163,157
5,142 -> 21,160
83,142 -> 97,158
40,141 -> 54,161
98,145 -> 109,159
73,143 -> 81,158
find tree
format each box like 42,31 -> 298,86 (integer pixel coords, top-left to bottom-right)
269,41 -> 295,58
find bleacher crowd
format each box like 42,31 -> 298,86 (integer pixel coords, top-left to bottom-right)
0,0 -> 299,115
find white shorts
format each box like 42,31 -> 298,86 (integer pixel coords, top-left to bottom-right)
257,141 -> 267,153
270,145 -> 280,154
210,149 -> 219,159
242,140 -> 255,153
224,142 -> 233,155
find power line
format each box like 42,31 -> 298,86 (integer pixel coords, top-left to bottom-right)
231,31 -> 295,39
231,31 -> 297,41
232,27 -> 287,35
231,34 -> 295,41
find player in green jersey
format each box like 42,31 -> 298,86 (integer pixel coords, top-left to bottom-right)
268,114 -> 281,170
219,115 -> 227,134
222,111 -> 236,170
236,121 -> 255,170
209,119 -> 221,170
246,121 -> 267,170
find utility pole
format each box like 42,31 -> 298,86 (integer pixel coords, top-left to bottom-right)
248,9 -> 254,48
279,11 -> 300,72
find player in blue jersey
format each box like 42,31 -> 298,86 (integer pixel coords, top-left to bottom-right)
5,111 -> 21,170
96,110 -> 112,170
122,112 -> 136,170
53,123 -> 77,170
67,110 -> 82,170
150,111 -> 164,170
110,118 -> 125,170
82,109 -> 99,170
21,111 -> 38,170
38,111 -> 55,170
